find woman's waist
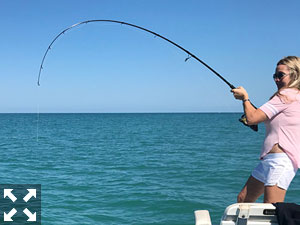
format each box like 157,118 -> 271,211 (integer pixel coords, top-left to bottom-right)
260,143 -> 286,159
268,143 -> 285,154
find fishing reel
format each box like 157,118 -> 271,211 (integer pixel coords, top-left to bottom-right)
239,114 -> 258,132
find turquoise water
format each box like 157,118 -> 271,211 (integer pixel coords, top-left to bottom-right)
1,113 -> 299,224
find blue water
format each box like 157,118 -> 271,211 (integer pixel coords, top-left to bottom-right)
1,113 -> 299,224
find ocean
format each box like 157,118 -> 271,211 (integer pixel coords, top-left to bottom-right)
1,113 -> 299,224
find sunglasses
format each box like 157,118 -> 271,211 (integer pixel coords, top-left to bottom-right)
273,71 -> 287,80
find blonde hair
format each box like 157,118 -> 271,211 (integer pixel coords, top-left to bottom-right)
277,56 -> 300,89
270,56 -> 300,100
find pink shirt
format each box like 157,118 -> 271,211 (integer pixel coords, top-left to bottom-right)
259,88 -> 300,169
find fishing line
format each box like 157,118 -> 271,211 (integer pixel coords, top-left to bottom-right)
37,19 -> 257,131
36,86 -> 40,142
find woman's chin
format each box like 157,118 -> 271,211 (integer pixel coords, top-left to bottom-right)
276,83 -> 284,90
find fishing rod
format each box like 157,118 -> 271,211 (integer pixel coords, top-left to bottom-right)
37,19 -> 257,131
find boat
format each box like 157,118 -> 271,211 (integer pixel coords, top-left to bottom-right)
195,203 -> 278,225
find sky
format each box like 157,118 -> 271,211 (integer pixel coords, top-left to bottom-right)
1,0 -> 300,113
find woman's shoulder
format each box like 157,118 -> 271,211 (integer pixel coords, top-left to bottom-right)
279,88 -> 299,94
278,88 -> 300,103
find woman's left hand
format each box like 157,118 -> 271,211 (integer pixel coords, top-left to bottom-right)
231,86 -> 249,101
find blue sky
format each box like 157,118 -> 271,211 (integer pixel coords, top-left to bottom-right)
1,0 -> 300,113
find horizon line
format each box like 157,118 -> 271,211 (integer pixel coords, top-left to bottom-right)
0,111 -> 243,114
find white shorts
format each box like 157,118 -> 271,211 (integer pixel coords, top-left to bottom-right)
251,153 -> 297,190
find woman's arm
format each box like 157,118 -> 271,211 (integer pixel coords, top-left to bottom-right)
231,87 -> 268,125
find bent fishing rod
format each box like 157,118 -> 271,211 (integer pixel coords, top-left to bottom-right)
37,19 -> 257,131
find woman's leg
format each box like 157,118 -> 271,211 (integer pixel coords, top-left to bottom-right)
264,185 -> 286,203
237,176 -> 265,203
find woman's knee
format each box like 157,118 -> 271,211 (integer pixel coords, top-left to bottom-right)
237,176 -> 264,203
237,191 -> 246,203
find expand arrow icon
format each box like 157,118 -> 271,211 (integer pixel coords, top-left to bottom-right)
4,189 -> 17,202
23,189 -> 36,202
4,208 -> 17,221
23,208 -> 36,221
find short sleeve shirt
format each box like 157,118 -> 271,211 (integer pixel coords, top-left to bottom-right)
259,88 -> 300,169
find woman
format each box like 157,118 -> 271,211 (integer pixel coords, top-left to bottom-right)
231,56 -> 300,203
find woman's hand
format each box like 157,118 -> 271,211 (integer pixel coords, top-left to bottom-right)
231,86 -> 249,101
231,86 -> 268,125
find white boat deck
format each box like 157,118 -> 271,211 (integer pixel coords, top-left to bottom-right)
195,203 -> 277,225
